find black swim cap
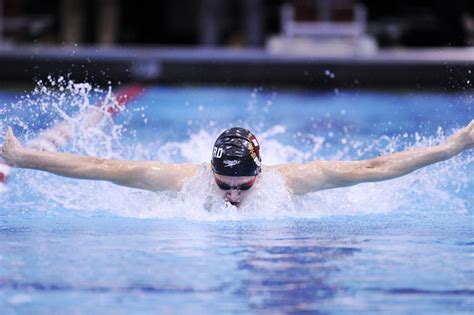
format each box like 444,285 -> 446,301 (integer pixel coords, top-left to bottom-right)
211,127 -> 262,176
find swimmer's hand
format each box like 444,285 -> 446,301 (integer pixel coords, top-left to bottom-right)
1,127 -> 25,167
445,119 -> 474,156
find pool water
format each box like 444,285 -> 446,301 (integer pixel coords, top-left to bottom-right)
0,83 -> 473,314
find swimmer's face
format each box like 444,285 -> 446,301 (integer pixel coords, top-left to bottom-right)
213,174 -> 257,206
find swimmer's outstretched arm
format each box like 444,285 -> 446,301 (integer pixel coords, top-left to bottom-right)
1,127 -> 199,191
276,120 -> 474,194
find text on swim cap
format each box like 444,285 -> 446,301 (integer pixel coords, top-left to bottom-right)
223,160 -> 241,168
213,147 -> 224,158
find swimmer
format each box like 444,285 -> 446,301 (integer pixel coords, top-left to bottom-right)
1,121 -> 473,206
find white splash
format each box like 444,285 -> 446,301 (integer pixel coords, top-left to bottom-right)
4,128 -> 472,221
1,81 -> 472,221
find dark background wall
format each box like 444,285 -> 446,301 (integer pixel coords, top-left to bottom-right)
1,0 -> 473,47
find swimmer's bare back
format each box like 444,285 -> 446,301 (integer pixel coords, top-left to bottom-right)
1,120 -> 473,194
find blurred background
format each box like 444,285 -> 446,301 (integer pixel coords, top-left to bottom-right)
0,0 -> 473,88
1,0 -> 473,47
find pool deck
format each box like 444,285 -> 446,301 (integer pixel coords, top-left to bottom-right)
0,45 -> 473,89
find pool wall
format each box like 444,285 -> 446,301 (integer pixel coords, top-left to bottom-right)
0,46 -> 472,89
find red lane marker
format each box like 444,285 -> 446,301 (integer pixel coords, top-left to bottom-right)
0,84 -> 144,188
0,162 -> 9,184
108,84 -> 144,116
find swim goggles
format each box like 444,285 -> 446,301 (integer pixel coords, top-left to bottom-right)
214,177 -> 256,191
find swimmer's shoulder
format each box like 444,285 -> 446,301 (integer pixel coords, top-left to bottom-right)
266,161 -> 329,176
265,163 -> 305,176
130,162 -> 207,191
164,162 -> 209,178
265,162 -> 329,194
265,163 -> 299,182
176,162 -> 211,179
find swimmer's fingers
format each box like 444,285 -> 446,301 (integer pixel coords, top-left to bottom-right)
461,119 -> 474,147
468,119 -> 474,148
6,127 -> 13,139
446,120 -> 474,154
1,127 -> 24,166
6,127 -> 21,147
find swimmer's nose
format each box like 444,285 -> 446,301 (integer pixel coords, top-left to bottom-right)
227,189 -> 241,201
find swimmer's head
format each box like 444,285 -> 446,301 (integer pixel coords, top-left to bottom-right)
211,127 -> 261,177
211,127 -> 262,206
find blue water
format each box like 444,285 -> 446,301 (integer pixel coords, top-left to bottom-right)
1,84 -> 473,314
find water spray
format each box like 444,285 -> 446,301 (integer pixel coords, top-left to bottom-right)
0,84 -> 143,189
